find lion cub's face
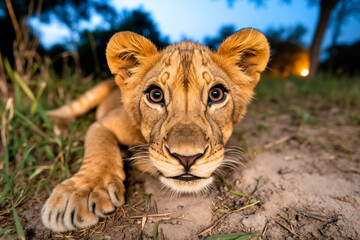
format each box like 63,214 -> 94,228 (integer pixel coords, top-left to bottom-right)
139,45 -> 235,192
106,29 -> 269,193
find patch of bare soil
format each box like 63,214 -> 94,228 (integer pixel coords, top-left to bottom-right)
3,101 -> 360,239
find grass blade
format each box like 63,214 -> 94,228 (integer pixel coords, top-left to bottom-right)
235,232 -> 261,240
29,168 -> 44,180
37,105 -> 54,132
11,200 -> 25,240
254,176 -> 264,191
3,57 -> 14,81
4,145 -> 9,176
44,183 -> 51,196
10,144 -> 36,183
0,226 -> 11,236
0,145 -> 35,204
205,232 -> 261,240
230,200 -> 261,213
13,109 -> 48,138
0,174 -> 13,205
145,193 -> 152,213
3,58 -> 21,106
205,233 -> 248,240
230,190 -> 252,199
153,222 -> 158,240
14,72 -> 35,101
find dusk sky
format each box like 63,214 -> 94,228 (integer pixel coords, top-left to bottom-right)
34,0 -> 360,53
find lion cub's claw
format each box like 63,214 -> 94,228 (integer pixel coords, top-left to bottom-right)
42,178 -> 125,232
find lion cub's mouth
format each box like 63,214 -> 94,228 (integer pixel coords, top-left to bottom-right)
170,174 -> 204,182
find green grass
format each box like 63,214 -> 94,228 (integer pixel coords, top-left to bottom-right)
205,232 -> 261,240
0,66 -> 359,237
0,63 -> 97,238
255,73 -> 360,108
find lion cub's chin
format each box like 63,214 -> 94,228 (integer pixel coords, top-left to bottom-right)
159,176 -> 214,194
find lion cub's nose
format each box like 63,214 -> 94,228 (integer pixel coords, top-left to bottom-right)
172,152 -> 202,169
166,147 -> 208,171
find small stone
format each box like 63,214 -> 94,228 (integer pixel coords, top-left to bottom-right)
241,213 -> 266,231
278,168 -> 293,175
330,108 -> 339,114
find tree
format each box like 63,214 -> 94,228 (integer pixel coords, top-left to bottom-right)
38,0 -> 117,52
265,24 -> 309,78
330,1 -> 360,47
321,41 -> 360,76
225,0 -> 360,78
204,25 -> 236,50
0,1 -> 169,78
77,9 -> 169,76
308,0 -> 339,78
204,24 -> 309,77
0,0 -> 117,59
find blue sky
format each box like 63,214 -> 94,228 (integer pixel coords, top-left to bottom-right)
34,0 -> 360,52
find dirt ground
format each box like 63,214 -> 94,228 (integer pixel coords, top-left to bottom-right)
2,100 -> 360,239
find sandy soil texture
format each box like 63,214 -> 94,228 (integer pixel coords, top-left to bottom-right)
2,101 -> 360,239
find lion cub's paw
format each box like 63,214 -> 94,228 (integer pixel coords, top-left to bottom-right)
41,177 -> 125,232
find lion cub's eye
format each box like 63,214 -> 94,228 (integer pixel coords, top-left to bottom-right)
146,86 -> 164,104
208,85 -> 227,105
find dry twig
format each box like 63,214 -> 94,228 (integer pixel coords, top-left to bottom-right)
264,136 -> 292,150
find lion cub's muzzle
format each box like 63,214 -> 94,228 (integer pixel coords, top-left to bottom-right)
162,122 -> 211,176
149,121 -> 223,192
165,146 -> 209,181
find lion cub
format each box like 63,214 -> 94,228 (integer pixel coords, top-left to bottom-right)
42,29 -> 269,231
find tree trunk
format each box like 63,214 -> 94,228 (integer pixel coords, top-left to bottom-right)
309,0 -> 339,78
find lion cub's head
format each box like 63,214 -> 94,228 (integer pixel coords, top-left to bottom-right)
106,29 -> 269,193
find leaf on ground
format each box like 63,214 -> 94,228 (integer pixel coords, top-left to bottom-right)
254,176 -> 264,190
230,190 -> 252,198
205,232 -> 261,240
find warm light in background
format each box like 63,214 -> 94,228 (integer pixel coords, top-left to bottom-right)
301,69 -> 309,77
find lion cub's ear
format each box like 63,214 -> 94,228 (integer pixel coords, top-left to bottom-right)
106,31 -> 158,78
217,28 -> 270,87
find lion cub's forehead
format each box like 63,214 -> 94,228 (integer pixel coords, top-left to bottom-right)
154,41 -> 215,87
162,41 -> 212,65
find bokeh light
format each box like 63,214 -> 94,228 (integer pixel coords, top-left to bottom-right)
301,69 -> 309,77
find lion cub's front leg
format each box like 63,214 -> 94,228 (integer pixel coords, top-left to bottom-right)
42,108 -> 143,232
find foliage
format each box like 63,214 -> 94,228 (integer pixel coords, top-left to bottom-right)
77,9 -> 169,76
330,0 -> 360,46
204,25 -> 236,50
0,0 -> 117,61
204,24 -> 310,78
0,62 -> 95,237
321,41 -> 360,76
265,24 -> 307,45
265,24 -> 309,78
1,2 -> 169,78
223,0 -> 360,77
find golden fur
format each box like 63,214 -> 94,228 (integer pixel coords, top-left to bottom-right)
42,29 -> 269,232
